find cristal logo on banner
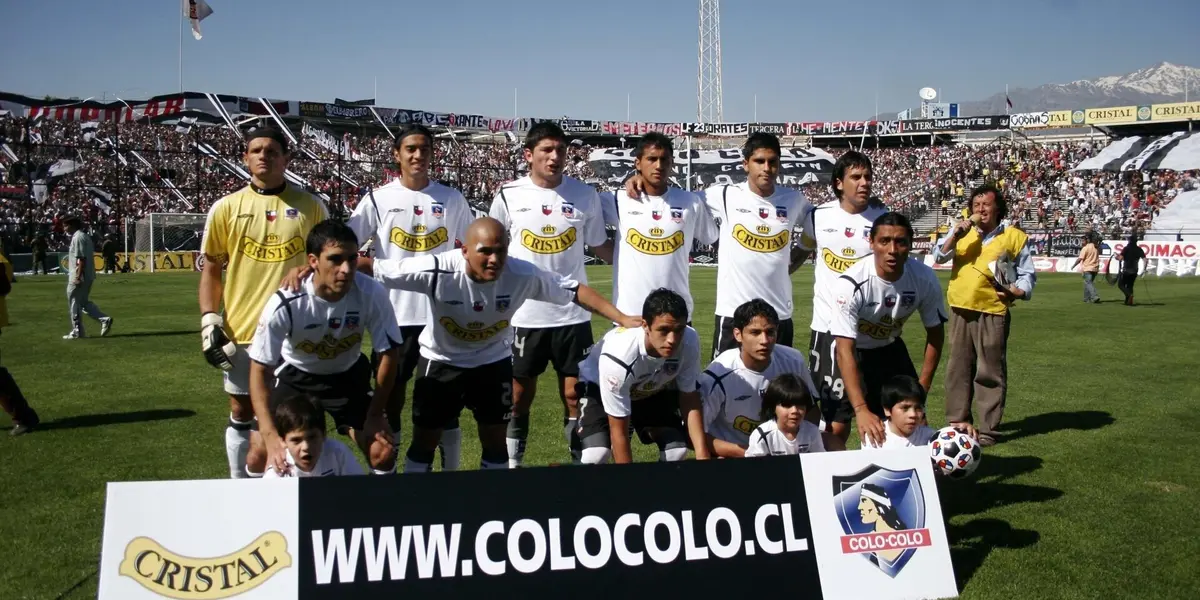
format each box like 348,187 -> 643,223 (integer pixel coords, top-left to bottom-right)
832,465 -> 931,578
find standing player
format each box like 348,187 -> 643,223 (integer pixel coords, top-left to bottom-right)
575,288 -> 710,465
347,124 -> 472,470
701,299 -> 818,458
491,122 -> 613,467
367,217 -> 638,472
625,133 -> 810,357
62,215 -> 113,339
0,247 -> 38,436
793,150 -> 888,440
602,133 -> 717,321
827,213 -> 947,445
199,128 -> 328,479
248,221 -> 399,476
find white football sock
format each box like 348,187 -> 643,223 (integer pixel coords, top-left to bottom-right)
225,414 -> 253,479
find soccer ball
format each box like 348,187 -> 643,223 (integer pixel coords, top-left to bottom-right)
928,426 -> 982,479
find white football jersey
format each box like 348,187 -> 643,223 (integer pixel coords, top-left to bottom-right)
701,346 -> 817,447
862,421 -> 936,450
248,272 -> 403,375
490,176 -> 608,328
600,188 -> 717,320
704,183 -> 810,319
828,257 -> 947,350
578,326 -> 702,419
347,179 -> 472,327
744,419 -> 825,457
373,250 -> 579,368
263,438 -> 366,478
799,202 -> 889,332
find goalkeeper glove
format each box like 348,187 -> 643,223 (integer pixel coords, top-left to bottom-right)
201,312 -> 237,371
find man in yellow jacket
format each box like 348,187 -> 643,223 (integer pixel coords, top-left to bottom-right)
0,249 -> 39,436
934,184 -> 1036,447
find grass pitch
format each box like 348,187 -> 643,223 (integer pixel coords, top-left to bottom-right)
1,266 -> 1198,599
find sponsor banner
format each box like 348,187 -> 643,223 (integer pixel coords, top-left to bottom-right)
588,146 -> 835,188
788,121 -> 875,136
1009,112 -> 1050,128
1083,105 -> 1139,126
685,122 -> 750,136
1150,101 -> 1200,122
899,116 -> 1009,133
1101,240 -> 1198,259
922,253 -> 1200,276
1047,110 -> 1073,127
748,123 -> 788,135
58,251 -> 202,273
560,119 -> 602,134
802,448 -> 956,599
100,451 -> 955,599
600,121 -> 686,137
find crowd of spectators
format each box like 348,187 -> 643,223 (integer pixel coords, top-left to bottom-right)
1,115 -> 1195,253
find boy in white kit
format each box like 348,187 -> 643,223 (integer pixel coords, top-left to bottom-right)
264,394 -> 365,478
745,374 -> 825,457
861,375 -> 978,449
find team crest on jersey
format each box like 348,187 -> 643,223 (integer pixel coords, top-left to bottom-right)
344,312 -> 360,330
285,208 -> 299,220
652,210 -> 663,220
265,210 -> 278,222
561,203 -> 576,218
862,226 -> 871,240
670,208 -> 683,223
884,295 -> 897,308
414,205 -> 424,215
833,465 -> 929,578
413,224 -> 428,234
844,227 -> 855,238
328,317 -> 342,329
759,207 -> 770,219
496,295 -> 511,313
431,202 -> 444,218
900,291 -> 916,308
776,206 -> 788,222
542,204 -> 554,216
472,301 -> 485,312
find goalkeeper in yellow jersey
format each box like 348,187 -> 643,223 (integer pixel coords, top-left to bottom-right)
198,127 -> 328,478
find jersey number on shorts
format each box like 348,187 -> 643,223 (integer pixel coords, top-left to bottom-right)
513,333 -> 527,358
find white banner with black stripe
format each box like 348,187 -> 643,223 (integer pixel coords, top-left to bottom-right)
1072,131 -> 1200,172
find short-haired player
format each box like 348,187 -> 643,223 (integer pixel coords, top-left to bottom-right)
365,217 -> 638,472
575,288 -> 710,465
828,212 -> 947,446
490,122 -> 614,467
200,128 -> 328,479
264,394 -> 366,478
744,374 -> 825,457
701,299 -> 820,458
248,221 -> 400,476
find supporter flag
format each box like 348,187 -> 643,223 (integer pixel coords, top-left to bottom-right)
1006,95 -> 1013,110
81,122 -> 99,142
175,116 -> 197,134
184,0 -> 214,41
88,187 -> 113,215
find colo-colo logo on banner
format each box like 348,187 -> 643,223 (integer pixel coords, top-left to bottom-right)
833,465 -> 930,578
308,504 -> 809,584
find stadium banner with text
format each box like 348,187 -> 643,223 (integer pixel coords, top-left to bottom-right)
1149,101 -> 1200,122
98,451 -> 955,600
1009,112 -> 1050,128
924,252 -> 1199,276
748,122 -> 788,135
788,121 -> 875,136
600,121 -> 687,137
1081,105 -> 1144,126
898,116 -> 1010,133
684,122 -> 750,136
588,147 -> 835,188
1048,110 -> 1074,127
58,252 -> 203,273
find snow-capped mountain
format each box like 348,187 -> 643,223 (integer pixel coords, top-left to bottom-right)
956,62 -> 1199,116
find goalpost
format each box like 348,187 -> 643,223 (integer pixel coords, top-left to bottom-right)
133,213 -> 208,273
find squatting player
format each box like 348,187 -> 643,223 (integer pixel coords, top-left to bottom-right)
602,133 -> 717,322
347,123 -> 472,469
827,213 -> 947,445
366,217 -> 639,472
793,150 -> 888,441
700,298 -> 821,458
625,132 -> 810,357
249,221 -> 400,476
491,122 -> 614,467
575,288 -> 709,464
199,127 -> 328,479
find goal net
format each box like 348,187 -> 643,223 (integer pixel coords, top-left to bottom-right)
133,213 -> 208,273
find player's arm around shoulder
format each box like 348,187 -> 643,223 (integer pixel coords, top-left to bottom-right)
678,328 -> 711,460
371,252 -> 442,292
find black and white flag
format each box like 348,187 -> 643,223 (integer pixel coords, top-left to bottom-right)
175,116 -> 197,134
1073,131 -> 1200,172
81,121 -> 99,142
88,186 -> 113,215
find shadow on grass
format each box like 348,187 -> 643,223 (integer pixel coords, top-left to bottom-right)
37,409 -> 196,432
940,454 -> 1061,589
53,569 -> 96,600
948,518 -> 1040,592
105,329 -> 200,338
997,410 -> 1115,443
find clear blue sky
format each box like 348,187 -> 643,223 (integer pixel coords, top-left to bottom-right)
1,0 -> 1197,122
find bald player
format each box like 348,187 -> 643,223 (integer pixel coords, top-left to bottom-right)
364,217 -> 639,472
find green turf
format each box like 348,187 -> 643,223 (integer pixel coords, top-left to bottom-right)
1,267 -> 1197,599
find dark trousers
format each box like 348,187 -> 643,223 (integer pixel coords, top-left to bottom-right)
32,254 -> 48,275
945,308 -> 1011,439
1118,273 -> 1137,302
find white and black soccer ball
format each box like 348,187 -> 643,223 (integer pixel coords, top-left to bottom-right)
928,426 -> 982,479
